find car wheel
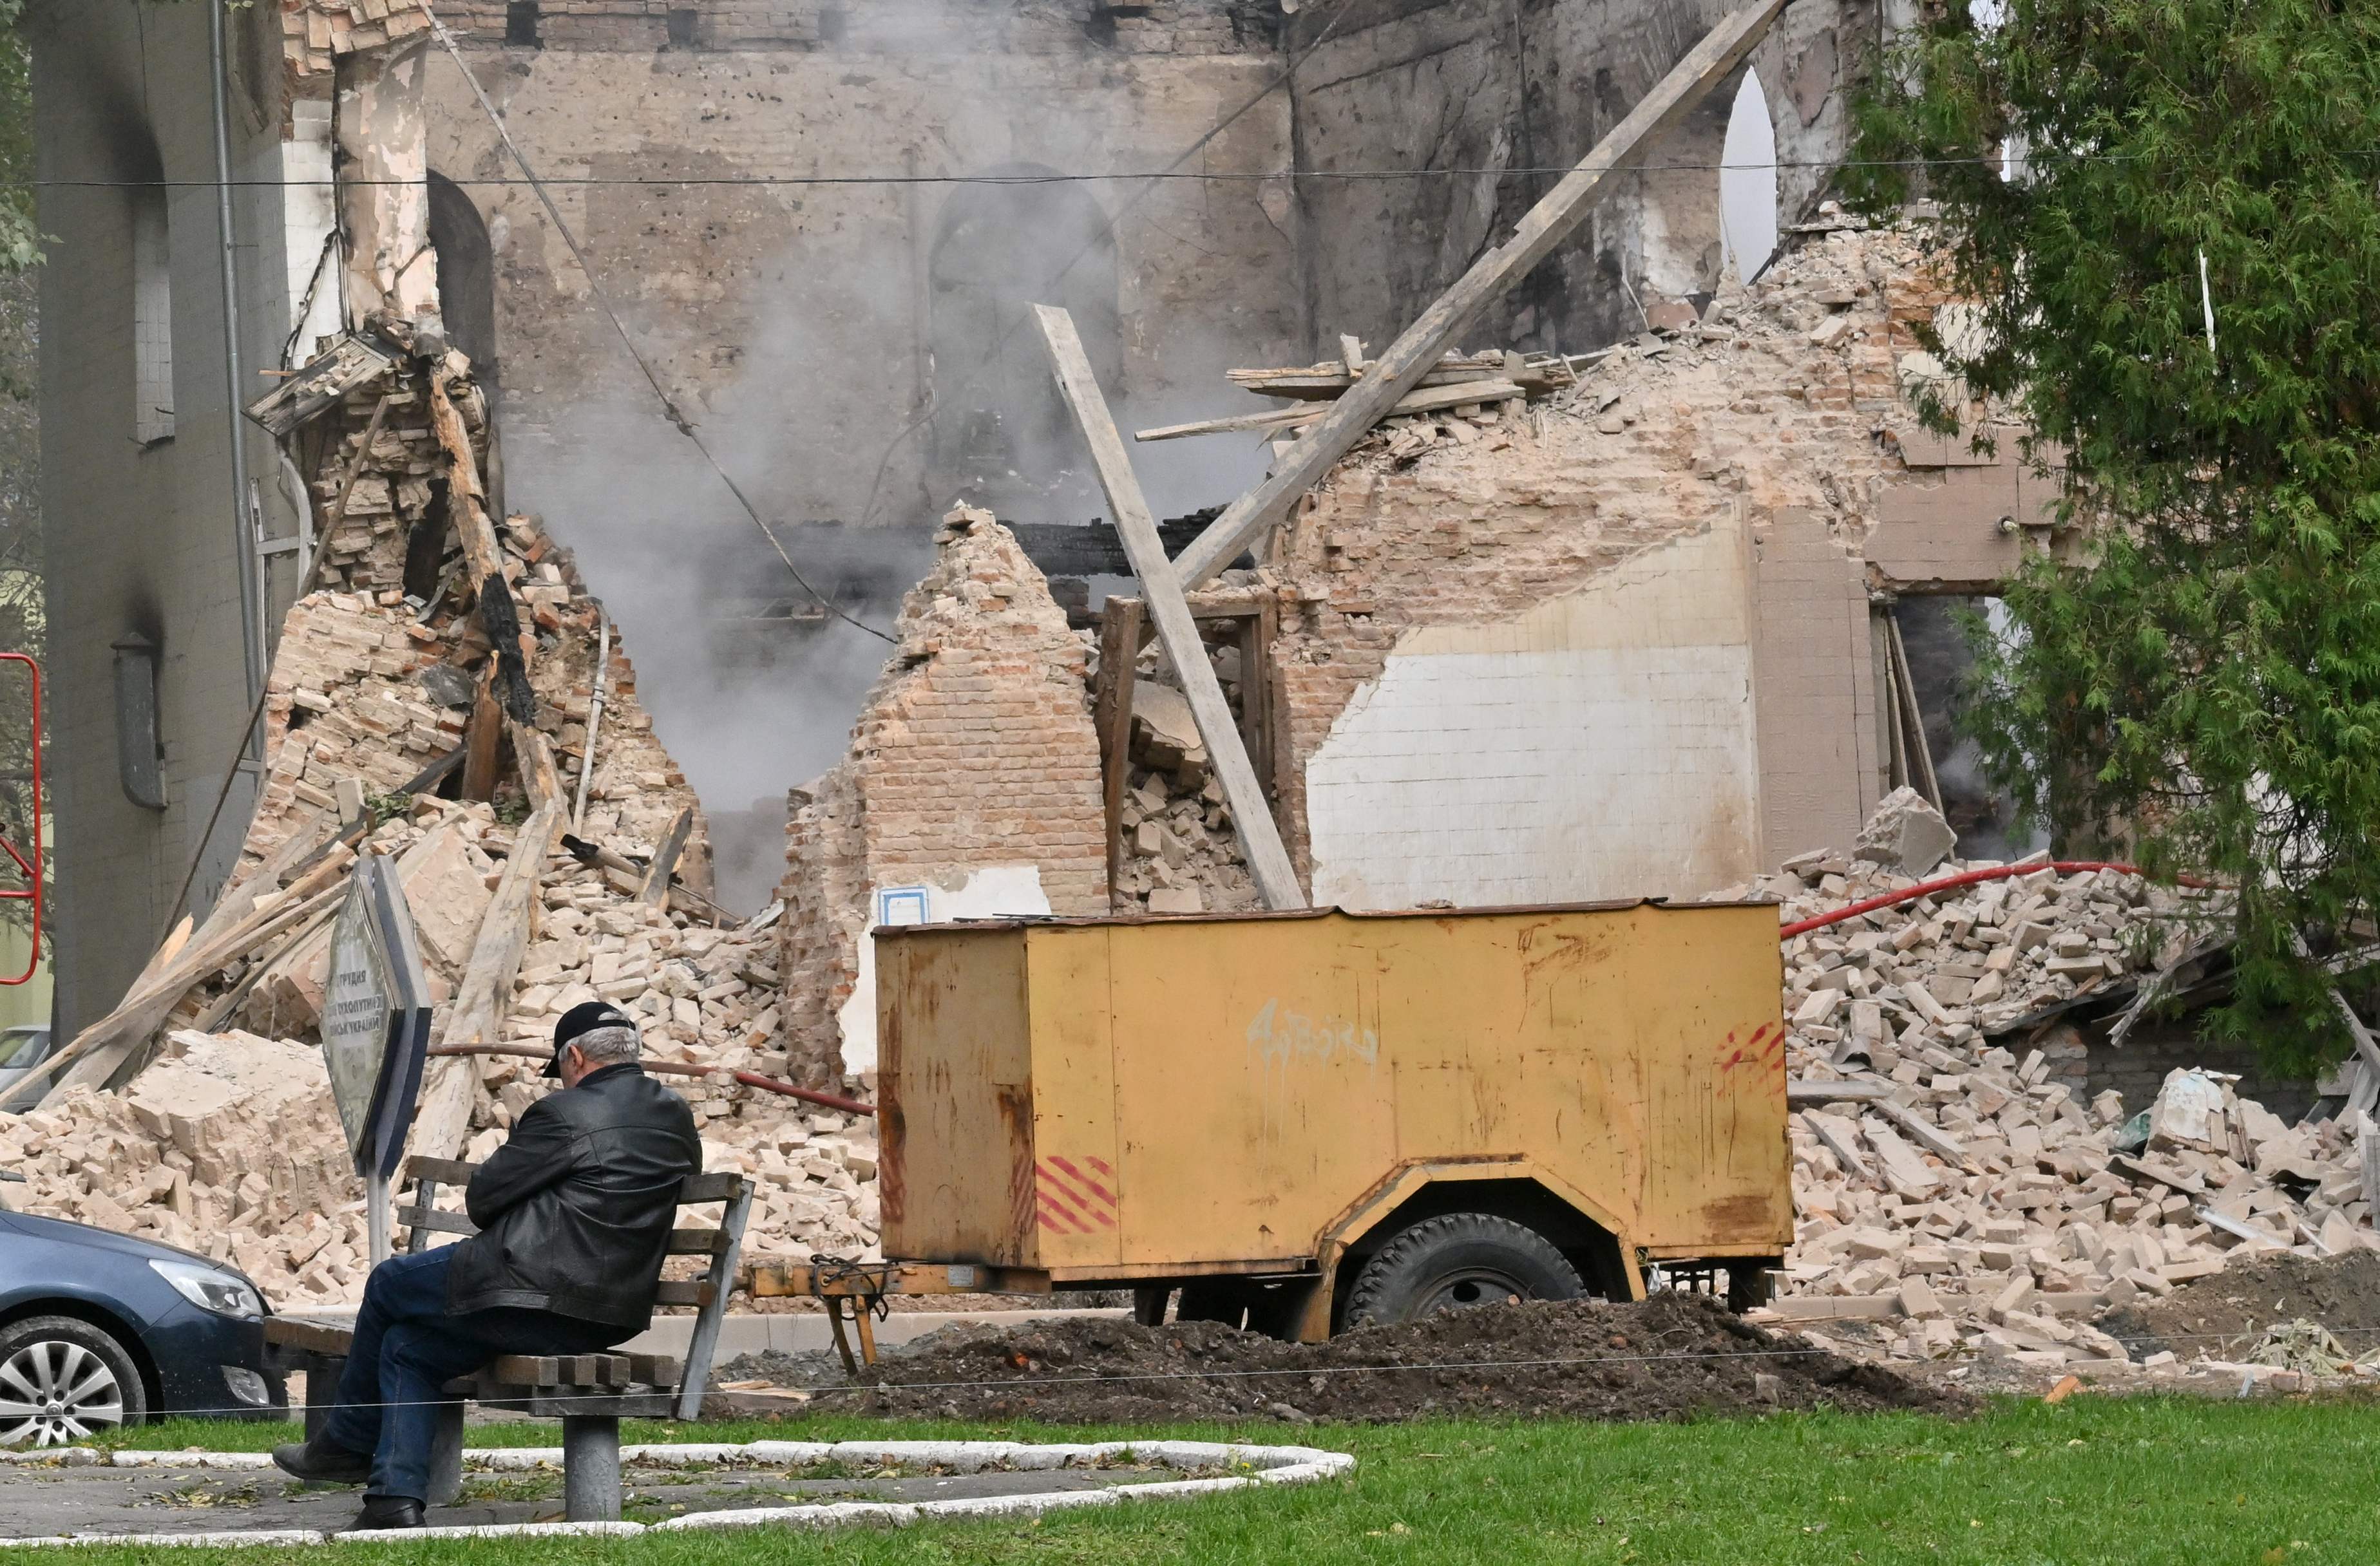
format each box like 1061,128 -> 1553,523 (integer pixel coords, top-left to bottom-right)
0,1316 -> 147,1447
1342,1212 -> 1583,1328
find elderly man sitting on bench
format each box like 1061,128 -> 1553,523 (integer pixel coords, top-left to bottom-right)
272,1002 -> 701,1531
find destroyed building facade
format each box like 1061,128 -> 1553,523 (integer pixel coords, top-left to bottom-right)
31,0 -> 1883,1030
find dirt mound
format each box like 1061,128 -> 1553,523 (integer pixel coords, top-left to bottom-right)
810,1295 -> 1966,1424
2101,1251 -> 2380,1359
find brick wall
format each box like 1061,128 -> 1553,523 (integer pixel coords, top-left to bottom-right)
777,507 -> 1106,1083
1265,224 -> 1963,900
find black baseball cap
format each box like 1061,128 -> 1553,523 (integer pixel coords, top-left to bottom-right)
547,1001 -> 638,1079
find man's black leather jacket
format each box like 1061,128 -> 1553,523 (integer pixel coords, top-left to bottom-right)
444,1063 -> 701,1328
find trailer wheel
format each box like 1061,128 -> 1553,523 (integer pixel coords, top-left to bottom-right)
1342,1212 -> 1583,1328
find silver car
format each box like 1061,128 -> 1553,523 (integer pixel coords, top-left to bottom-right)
0,1026 -> 53,1102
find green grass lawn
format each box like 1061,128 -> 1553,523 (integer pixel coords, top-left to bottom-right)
18,1395 -> 2380,1564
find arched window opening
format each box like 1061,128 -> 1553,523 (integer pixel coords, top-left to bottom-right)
426,173 -> 497,381
1718,68 -> 1779,286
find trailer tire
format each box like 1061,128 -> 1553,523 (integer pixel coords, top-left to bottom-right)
1342,1212 -> 1583,1328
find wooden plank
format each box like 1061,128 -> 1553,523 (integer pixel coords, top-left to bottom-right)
262,1318 -> 359,1354
625,1354 -> 681,1387
680,1171 -> 747,1203
426,368 -> 535,724
676,1174 -> 754,1421
1034,305 -> 1304,909
414,801 -> 564,1160
1875,1098 -> 1968,1167
1787,1079 -> 1895,1105
1338,335 -> 1366,376
461,668 -> 502,802
1171,0 -> 1789,587
406,1155 -> 480,1185
1224,358 -> 1528,399
488,1355 -> 560,1386
667,1226 -> 727,1255
1799,1109 -> 1872,1179
6,883 -> 345,1110
513,722 -> 564,813
394,1205 -> 478,1236
1133,377 -> 1528,443
1884,611 -> 1944,812
1753,1294 -> 1902,1323
654,1279 -> 716,1307
1236,610 -> 1270,791
638,806 -> 695,907
243,331 -> 396,438
1092,598 -> 1143,912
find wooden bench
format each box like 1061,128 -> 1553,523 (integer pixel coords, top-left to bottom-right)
263,1154 -> 754,1521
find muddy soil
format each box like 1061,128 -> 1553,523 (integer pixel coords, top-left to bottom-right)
792,1294 -> 1964,1424
2101,1251 -> 2380,1359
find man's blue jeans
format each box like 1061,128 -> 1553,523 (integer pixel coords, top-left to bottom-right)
317,1247 -> 624,1502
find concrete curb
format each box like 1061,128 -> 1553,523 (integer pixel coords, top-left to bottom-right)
0,1437 -> 1355,1546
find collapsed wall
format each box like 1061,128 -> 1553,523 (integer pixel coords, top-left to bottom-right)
1257,220 -> 2042,908
777,506 -> 1107,1083
1,343 -> 882,1298
1743,791 -> 2370,1367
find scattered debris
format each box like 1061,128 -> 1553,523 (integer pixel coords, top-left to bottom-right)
815,1295 -> 1963,1424
1748,790 -> 2380,1366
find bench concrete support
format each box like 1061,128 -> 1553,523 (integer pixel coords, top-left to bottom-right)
562,1417 -> 623,1522
426,1402 -> 466,1506
297,1355 -> 346,1445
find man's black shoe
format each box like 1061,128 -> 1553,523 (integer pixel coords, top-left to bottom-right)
270,1439 -> 371,1485
347,1495 -> 426,1532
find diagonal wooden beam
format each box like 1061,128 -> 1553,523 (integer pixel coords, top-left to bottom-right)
1034,305 -> 1306,910
1171,0 -> 1792,587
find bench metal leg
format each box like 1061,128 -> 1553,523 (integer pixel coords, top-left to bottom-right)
426,1401 -> 466,1507
561,1415 -> 621,1523
301,1355 -> 347,1445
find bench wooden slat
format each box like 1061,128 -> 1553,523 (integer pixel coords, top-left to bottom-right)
263,1317 -> 357,1355
478,1354 -> 640,1390
486,1355 -> 558,1384
394,1205 -> 479,1237
625,1354 -> 681,1386
667,1226 -> 728,1255
406,1156 -> 479,1185
654,1279 -> 715,1307
680,1172 -> 745,1202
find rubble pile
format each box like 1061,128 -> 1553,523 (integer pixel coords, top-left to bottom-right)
1097,661 -> 1259,917
0,341 -> 888,1300
1746,789 -> 2380,1367
0,1033 -> 365,1301
777,507 -> 1108,1080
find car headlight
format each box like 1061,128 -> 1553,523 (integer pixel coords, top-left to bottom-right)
149,1258 -> 263,1321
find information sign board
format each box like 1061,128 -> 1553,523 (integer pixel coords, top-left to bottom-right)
322,852 -> 433,1184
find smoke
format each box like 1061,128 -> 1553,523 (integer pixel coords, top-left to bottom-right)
500,73 -> 1277,910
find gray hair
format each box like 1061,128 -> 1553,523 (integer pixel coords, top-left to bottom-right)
569,1023 -> 643,1068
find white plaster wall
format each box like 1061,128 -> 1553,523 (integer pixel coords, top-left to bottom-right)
835,865 -> 1051,1075
283,100 -> 343,364
1305,524 -> 1763,910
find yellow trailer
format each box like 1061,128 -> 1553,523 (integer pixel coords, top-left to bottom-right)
752,900 -> 1788,1348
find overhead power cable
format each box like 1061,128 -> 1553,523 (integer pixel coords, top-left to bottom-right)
24,146 -> 2272,189
415,0 -> 895,644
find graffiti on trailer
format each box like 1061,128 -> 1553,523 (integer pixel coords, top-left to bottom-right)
1245,997 -> 1380,1070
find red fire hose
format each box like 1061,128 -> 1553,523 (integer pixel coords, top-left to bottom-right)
1777,859 -> 2222,940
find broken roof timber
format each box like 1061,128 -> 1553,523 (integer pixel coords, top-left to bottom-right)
1034,303 -> 1305,910
1170,0 -> 1793,589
